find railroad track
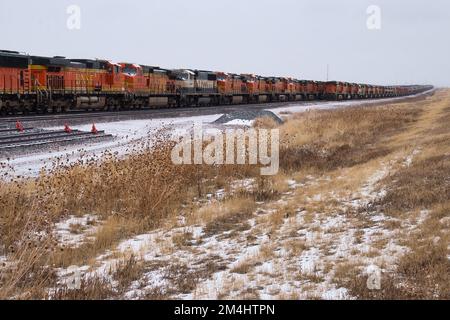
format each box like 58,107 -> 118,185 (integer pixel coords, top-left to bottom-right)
0,100 -> 303,124
0,130 -> 105,145
0,91 -> 434,127
0,127 -> 34,134
0,129 -> 113,157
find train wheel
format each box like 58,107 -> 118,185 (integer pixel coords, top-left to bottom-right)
6,102 -> 17,115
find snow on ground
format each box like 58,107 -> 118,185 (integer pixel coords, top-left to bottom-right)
53,214 -> 101,248
224,119 -> 255,127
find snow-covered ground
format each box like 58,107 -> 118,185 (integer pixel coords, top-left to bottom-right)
54,214 -> 101,248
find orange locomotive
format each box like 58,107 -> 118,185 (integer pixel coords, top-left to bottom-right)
323,81 -> 345,100
0,50 -> 32,114
241,74 -> 272,103
217,72 -> 246,104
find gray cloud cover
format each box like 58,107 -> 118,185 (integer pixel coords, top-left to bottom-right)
1,0 -> 449,86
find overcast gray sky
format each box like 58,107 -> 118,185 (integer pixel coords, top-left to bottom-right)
1,0 -> 449,86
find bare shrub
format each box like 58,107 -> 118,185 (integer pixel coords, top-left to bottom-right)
253,116 -> 279,129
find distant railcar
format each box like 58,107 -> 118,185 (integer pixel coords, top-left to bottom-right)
350,83 -> 359,99
194,70 -> 217,94
323,81 -> 346,100
140,66 -> 174,107
342,82 -> 351,99
300,80 -> 317,100
358,84 -> 368,99
217,72 -> 246,104
241,74 -> 259,103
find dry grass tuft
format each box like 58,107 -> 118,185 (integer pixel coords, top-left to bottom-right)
378,154 -> 450,214
252,116 -> 280,129
52,278 -> 116,300
202,197 -> 256,237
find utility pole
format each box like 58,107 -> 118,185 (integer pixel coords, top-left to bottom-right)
326,64 -> 329,81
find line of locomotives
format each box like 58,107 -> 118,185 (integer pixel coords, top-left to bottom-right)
0,50 -> 433,115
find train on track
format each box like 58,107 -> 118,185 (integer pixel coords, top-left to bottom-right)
0,49 -> 433,115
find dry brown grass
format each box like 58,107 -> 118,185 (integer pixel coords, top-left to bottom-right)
278,104 -> 421,172
379,154 -> 450,214
395,239 -> 450,299
230,244 -> 275,275
111,255 -> 147,295
172,231 -> 194,248
252,116 -> 279,129
52,277 -> 116,300
201,197 -> 257,237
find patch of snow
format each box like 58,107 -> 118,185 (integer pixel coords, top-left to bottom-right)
299,248 -> 320,275
321,287 -> 350,300
231,178 -> 255,191
54,214 -> 100,248
117,234 -> 155,254
224,119 -> 255,127
404,149 -> 421,167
